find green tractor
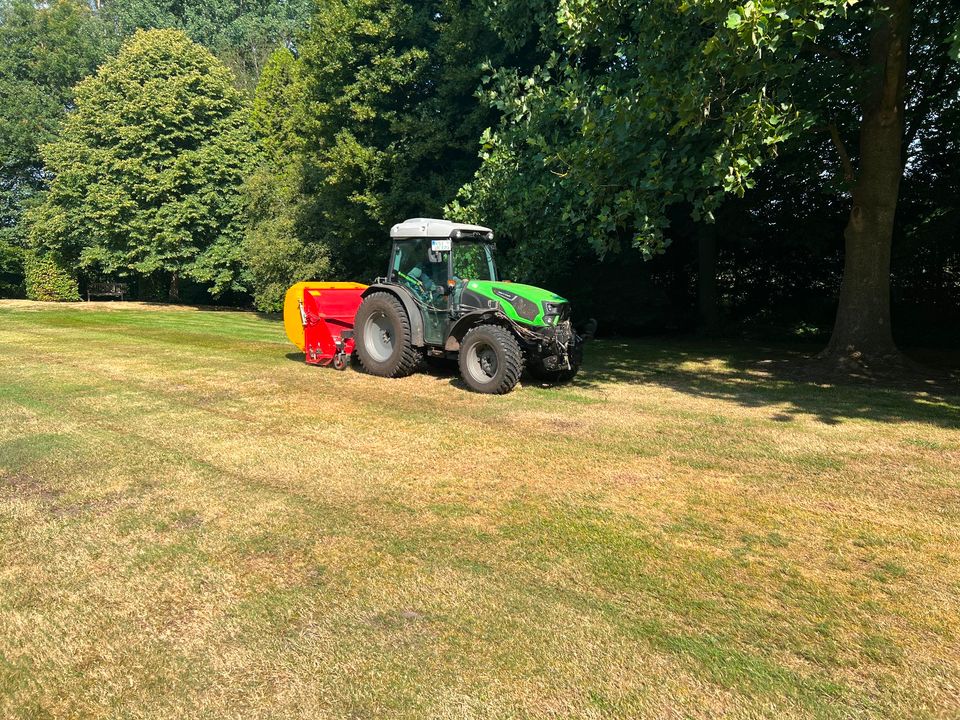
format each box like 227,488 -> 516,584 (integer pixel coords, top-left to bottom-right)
354,218 -> 593,394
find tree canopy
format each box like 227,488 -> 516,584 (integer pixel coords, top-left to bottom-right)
451,0 -> 959,367
243,47 -> 328,312
292,0 -> 505,280
29,28 -> 252,300
97,0 -> 312,88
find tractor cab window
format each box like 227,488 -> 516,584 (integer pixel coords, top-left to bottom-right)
452,242 -> 497,282
391,239 -> 449,300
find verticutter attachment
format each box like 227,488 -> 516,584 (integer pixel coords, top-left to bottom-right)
283,282 -> 367,369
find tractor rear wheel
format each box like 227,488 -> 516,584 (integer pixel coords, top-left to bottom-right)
355,292 -> 422,378
458,324 -> 523,394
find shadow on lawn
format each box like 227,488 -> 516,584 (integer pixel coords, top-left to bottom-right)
574,339 -> 960,429
285,341 -> 960,429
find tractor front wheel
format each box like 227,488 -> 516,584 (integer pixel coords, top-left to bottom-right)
458,324 -> 524,394
355,292 -> 422,378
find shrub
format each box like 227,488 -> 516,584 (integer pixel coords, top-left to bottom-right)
24,251 -> 80,301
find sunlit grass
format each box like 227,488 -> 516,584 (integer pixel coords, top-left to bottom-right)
1,300 -> 958,719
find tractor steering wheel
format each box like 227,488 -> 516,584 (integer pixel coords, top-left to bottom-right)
397,270 -> 430,301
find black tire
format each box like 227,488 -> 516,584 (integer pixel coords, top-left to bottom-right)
355,291 -> 422,378
527,359 -> 580,385
458,324 -> 524,394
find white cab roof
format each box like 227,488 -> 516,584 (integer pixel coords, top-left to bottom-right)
390,218 -> 492,240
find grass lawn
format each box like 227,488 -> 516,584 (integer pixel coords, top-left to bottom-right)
1,300 -> 958,719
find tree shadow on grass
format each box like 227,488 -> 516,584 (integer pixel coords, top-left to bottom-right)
283,340 -> 960,428
572,339 -> 960,429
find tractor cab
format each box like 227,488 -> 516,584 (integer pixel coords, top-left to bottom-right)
386,219 -> 498,344
388,220 -> 496,290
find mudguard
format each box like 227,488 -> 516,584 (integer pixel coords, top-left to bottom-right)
444,310 -> 505,351
361,283 -> 426,347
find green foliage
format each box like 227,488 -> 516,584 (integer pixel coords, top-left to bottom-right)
0,0 -> 313,299
1,186 -> 28,296
98,0 -> 313,89
451,0 -> 854,269
0,0 -> 952,340
244,49 -> 329,312
29,29 -> 254,300
23,251 -> 80,302
297,0 -> 502,279
249,48 -> 304,160
0,232 -> 25,297
0,0 -> 109,296
0,0 -> 108,173
244,167 -> 329,312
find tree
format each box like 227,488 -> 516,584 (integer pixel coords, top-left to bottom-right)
296,0 -> 504,279
0,0 -> 108,296
28,29 -> 253,301
456,0 -> 959,372
243,47 -> 329,312
97,0 -> 313,90
812,1 -> 958,368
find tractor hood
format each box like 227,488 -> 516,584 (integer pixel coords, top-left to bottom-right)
462,280 -> 570,327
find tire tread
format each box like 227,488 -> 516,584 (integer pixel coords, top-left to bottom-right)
356,291 -> 423,378
459,324 -> 523,394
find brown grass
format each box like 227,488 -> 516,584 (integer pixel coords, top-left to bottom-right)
0,300 -> 958,719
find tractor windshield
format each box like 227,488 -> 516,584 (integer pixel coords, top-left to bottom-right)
391,239 -> 448,300
453,242 -> 497,282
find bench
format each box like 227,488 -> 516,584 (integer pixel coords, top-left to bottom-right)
87,282 -> 128,301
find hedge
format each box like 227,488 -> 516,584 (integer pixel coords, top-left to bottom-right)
24,252 -> 81,302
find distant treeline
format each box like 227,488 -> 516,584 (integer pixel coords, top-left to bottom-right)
0,0 -> 957,356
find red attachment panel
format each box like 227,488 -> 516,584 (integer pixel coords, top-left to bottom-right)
301,285 -> 365,366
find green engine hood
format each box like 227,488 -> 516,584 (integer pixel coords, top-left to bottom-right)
463,280 -> 569,327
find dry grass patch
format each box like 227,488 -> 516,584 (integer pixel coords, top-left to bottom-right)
1,300 -> 958,719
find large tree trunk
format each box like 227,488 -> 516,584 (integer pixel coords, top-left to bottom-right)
820,0 -> 910,372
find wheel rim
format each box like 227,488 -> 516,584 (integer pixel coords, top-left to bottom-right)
466,341 -> 499,383
363,312 -> 395,362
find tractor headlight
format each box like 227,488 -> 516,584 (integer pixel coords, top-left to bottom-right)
542,301 -> 565,326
